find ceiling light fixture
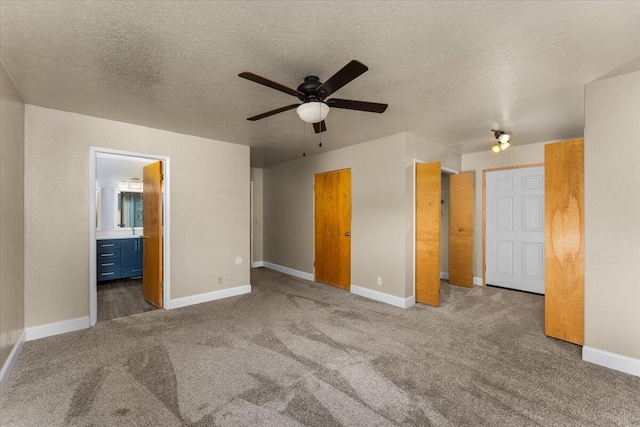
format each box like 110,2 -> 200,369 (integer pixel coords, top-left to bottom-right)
118,178 -> 143,190
491,129 -> 512,153
296,101 -> 329,124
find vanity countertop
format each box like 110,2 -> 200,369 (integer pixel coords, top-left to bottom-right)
96,232 -> 143,240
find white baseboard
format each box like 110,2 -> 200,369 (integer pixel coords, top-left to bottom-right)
351,285 -> 415,309
404,295 -> 416,308
0,330 -> 26,392
170,284 -> 251,309
583,346 -> 640,378
251,261 -> 265,268
263,262 -> 314,281
440,272 -> 449,280
25,316 -> 90,342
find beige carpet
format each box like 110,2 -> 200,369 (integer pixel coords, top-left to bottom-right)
1,267 -> 639,426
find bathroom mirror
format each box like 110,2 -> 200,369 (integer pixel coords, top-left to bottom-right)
115,190 -> 143,229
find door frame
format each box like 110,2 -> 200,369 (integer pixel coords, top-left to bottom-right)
482,163 -> 543,287
412,159 -> 458,299
250,181 -> 254,266
89,147 -> 171,325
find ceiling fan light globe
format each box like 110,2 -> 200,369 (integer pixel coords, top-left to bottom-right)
491,144 -> 502,153
497,133 -> 510,143
297,102 -> 329,123
499,141 -> 511,150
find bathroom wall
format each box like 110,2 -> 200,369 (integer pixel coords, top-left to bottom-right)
96,155 -> 154,233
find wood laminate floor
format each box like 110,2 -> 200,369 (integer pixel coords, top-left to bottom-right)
97,278 -> 157,322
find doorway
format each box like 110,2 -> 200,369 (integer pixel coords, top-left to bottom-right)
250,181 -> 254,266
314,168 -> 351,290
415,161 -> 471,306
89,148 -> 171,325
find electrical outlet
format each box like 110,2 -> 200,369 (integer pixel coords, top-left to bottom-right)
218,276 -> 223,285
377,277 -> 382,286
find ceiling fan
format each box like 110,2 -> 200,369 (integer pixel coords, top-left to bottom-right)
239,60 -> 388,133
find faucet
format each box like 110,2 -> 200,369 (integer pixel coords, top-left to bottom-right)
131,226 -> 136,236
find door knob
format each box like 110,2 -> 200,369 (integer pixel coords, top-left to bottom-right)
344,232 -> 351,237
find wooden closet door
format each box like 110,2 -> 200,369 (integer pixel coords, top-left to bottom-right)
449,172 -> 474,288
545,138 -> 584,345
315,169 -> 351,290
416,162 -> 441,306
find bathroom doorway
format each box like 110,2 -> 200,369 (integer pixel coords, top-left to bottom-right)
89,148 -> 171,325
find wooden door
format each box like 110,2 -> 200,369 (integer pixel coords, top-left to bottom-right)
143,161 -> 163,308
416,162 -> 441,306
449,172 -> 474,287
545,138 -> 584,345
314,169 -> 351,290
486,166 -> 545,294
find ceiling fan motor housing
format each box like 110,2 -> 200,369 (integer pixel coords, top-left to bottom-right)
297,76 -> 325,102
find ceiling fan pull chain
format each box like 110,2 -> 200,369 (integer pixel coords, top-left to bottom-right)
303,121 -> 306,157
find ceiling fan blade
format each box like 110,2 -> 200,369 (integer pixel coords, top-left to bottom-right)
239,72 -> 304,98
326,98 -> 388,113
316,60 -> 369,98
247,104 -> 299,121
313,121 -> 327,133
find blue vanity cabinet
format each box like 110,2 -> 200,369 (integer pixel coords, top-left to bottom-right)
97,239 -> 121,281
97,238 -> 143,282
121,238 -> 143,278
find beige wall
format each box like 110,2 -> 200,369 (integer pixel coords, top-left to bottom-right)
584,71 -> 640,359
264,133 -> 407,297
263,132 -> 461,299
24,106 -> 250,327
461,141 -> 548,280
0,64 -> 25,369
250,167 -> 264,263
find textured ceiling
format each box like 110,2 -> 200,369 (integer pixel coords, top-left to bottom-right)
1,1 -> 639,167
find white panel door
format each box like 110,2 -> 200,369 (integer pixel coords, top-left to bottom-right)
486,166 -> 544,294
